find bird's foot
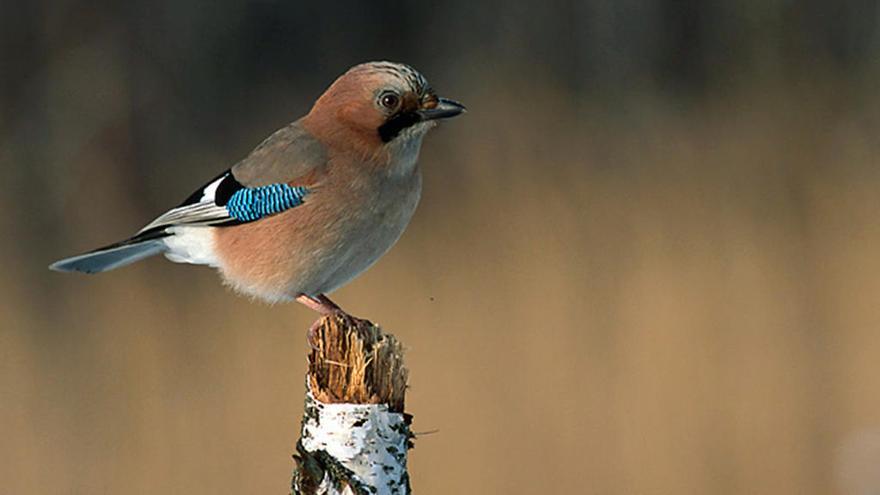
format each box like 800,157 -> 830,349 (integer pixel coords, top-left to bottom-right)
297,294 -> 360,350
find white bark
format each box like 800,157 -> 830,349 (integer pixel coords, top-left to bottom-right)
297,390 -> 410,495
291,315 -> 411,495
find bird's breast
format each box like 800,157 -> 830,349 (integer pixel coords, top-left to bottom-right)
313,169 -> 423,292
212,167 -> 422,301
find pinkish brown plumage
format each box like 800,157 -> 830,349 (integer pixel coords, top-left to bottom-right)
50,61 -> 465,318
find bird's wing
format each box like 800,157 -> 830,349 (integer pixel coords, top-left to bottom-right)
136,172 -> 239,233
231,119 -> 327,186
137,120 -> 326,234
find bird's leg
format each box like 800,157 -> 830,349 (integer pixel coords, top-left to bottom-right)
314,294 -> 344,313
296,294 -> 353,349
296,294 -> 343,315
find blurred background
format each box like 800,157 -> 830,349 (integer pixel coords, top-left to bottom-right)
3,1 -> 880,493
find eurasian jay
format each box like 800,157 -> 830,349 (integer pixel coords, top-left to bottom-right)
50,61 -> 465,317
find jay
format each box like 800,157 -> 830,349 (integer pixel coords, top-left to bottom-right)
51,61 -> 465,317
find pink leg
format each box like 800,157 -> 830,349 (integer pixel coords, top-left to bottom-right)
315,294 -> 344,313
295,294 -> 344,315
296,294 -> 351,348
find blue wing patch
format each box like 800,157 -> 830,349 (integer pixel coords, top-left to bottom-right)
225,184 -> 309,222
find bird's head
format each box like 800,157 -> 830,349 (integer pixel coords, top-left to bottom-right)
305,62 -> 465,159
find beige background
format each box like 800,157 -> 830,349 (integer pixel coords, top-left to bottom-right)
3,3 -> 880,493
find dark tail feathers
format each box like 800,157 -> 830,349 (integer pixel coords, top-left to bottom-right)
49,230 -> 170,274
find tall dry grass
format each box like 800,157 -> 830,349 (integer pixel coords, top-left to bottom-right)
2,78 -> 880,494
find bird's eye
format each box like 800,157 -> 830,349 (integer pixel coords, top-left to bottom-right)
380,92 -> 400,110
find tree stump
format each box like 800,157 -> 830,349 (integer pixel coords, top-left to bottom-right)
291,314 -> 412,495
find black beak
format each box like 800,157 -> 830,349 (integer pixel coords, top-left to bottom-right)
416,97 -> 467,121
378,97 -> 466,142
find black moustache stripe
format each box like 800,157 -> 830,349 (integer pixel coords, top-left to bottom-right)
378,111 -> 422,142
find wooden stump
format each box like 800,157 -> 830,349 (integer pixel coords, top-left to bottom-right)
292,315 -> 412,495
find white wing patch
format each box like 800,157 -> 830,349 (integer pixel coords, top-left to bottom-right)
200,174 -> 224,202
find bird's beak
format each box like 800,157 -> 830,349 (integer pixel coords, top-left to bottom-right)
416,97 -> 466,121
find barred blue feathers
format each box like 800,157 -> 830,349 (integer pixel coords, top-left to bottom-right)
225,184 -> 309,222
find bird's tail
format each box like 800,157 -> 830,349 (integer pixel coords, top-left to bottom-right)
49,231 -> 170,274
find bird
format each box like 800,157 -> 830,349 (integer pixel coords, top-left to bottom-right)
50,61 -> 465,320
